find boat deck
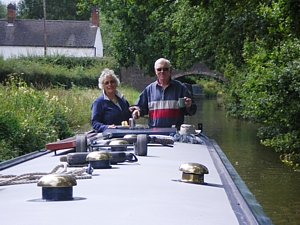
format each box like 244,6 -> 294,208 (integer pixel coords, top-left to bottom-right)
0,135 -> 271,225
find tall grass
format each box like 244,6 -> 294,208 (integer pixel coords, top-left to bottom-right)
0,76 -> 139,161
47,83 -> 139,132
0,76 -> 72,160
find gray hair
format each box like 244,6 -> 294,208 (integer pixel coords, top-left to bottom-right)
154,58 -> 172,69
98,68 -> 120,89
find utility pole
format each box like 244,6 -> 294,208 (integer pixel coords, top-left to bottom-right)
43,0 -> 47,56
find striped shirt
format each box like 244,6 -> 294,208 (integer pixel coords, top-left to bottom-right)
135,79 -> 197,128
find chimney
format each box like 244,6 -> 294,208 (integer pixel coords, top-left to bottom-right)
7,3 -> 16,24
91,6 -> 99,27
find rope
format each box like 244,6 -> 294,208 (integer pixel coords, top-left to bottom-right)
0,163 -> 91,186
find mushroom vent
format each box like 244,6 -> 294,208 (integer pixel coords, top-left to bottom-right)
109,139 -> 129,151
179,163 -> 209,184
123,134 -> 137,144
37,174 -> 77,201
86,150 -> 112,169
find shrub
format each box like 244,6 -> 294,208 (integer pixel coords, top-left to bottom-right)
0,56 -> 119,89
226,38 -> 300,157
0,76 -> 74,160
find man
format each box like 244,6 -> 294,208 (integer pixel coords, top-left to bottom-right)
130,58 -> 197,129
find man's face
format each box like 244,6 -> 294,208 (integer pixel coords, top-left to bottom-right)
155,61 -> 171,82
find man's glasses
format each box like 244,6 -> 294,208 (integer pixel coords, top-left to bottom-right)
156,67 -> 169,72
104,80 -> 116,85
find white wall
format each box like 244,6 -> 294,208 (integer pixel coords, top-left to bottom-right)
0,46 -> 100,59
94,27 -> 104,57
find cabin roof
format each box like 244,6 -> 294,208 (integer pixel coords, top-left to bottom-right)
0,133 -> 271,224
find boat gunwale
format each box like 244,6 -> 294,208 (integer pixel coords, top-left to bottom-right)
200,134 -> 273,225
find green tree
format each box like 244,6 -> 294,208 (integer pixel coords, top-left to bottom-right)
76,0 -> 262,74
224,1 -> 300,158
18,0 -> 90,20
0,1 -> 6,19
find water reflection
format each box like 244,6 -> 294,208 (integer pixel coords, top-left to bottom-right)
185,98 -> 300,225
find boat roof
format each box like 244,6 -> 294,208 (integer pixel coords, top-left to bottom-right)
0,134 -> 272,225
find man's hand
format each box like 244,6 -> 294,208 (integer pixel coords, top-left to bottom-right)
132,109 -> 140,119
184,97 -> 192,108
129,106 -> 140,119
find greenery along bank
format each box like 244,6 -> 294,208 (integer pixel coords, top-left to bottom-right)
0,56 -> 222,162
2,1 -> 300,166
0,56 -> 138,161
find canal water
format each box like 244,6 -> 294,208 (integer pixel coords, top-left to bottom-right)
184,98 -> 300,225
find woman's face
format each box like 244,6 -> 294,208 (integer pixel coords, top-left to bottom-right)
103,76 -> 117,95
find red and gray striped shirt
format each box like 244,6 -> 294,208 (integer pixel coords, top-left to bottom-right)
134,79 -> 197,129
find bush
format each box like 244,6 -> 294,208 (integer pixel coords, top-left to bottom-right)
226,38 -> 300,157
0,56 -> 119,89
0,76 -> 74,160
0,111 -> 22,160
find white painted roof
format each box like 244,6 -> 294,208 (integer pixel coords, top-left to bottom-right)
0,138 -> 264,224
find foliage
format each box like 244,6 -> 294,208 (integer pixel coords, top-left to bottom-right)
221,1 -> 300,157
177,74 -> 223,98
76,0 -> 265,74
280,152 -> 300,169
18,0 -> 90,20
0,75 -> 74,160
98,12 -> 114,56
197,79 -> 224,98
226,37 -> 300,155
0,56 -> 118,89
255,43 -> 299,153
0,75 -> 140,161
0,1 -> 6,19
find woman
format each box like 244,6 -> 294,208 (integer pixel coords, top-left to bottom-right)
91,68 -> 132,132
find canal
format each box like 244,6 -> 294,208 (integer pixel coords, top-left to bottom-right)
184,98 -> 300,225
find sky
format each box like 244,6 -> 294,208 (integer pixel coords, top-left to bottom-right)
1,0 -> 19,5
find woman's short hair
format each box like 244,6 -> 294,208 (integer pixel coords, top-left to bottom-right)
98,68 -> 120,89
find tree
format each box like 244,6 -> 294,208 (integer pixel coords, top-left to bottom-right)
18,0 -> 90,20
76,0 -> 259,74
0,1 -> 6,19
224,1 -> 300,159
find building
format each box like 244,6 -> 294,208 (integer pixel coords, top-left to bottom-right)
0,4 -> 103,59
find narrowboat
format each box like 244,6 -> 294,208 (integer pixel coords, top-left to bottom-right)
0,124 -> 272,225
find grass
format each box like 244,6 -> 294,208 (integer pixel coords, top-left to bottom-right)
50,83 -> 140,132
0,77 -> 139,162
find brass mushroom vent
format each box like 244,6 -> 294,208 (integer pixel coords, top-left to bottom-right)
123,134 -> 137,144
179,163 -> 209,184
109,139 -> 129,151
37,174 -> 77,201
86,150 -> 112,169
